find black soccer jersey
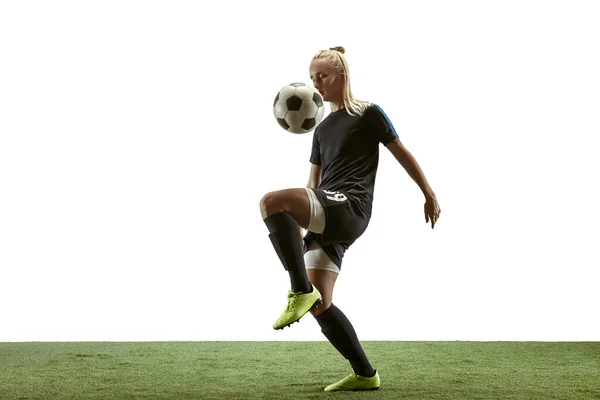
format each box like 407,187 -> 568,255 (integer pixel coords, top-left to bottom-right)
310,104 -> 399,218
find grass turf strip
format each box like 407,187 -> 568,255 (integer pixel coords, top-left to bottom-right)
0,342 -> 599,399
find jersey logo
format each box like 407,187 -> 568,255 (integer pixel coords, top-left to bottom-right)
324,190 -> 347,202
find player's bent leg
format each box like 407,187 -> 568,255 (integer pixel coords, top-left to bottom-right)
261,188 -> 312,293
261,188 -> 322,329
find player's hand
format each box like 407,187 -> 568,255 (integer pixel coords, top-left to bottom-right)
424,194 -> 441,229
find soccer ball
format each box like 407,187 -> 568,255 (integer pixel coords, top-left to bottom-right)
273,82 -> 325,134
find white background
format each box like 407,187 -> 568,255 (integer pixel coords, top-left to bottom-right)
1,1 -> 599,342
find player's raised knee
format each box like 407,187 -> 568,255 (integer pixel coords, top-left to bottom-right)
260,191 -> 284,219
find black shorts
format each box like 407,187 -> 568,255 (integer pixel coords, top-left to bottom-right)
303,189 -> 370,270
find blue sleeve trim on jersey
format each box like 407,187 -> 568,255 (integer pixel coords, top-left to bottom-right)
373,104 -> 399,138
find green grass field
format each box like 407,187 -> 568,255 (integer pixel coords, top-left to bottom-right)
1,342 -> 599,399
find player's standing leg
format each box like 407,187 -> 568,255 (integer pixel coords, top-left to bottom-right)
308,269 -> 380,391
260,188 -> 322,329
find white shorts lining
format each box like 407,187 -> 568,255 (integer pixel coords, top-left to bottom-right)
303,188 -> 339,273
304,240 -> 340,274
304,188 -> 325,234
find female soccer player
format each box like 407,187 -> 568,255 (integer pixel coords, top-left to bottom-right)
260,46 -> 441,392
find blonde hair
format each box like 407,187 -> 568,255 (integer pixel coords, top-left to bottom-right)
311,46 -> 371,116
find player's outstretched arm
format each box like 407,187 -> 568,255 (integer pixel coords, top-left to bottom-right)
385,138 -> 441,228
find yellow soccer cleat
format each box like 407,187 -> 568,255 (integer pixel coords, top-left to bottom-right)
273,285 -> 322,330
324,371 -> 380,392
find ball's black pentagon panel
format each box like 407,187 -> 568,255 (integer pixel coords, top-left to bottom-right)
302,117 -> 316,130
277,117 -> 290,130
286,94 -> 303,111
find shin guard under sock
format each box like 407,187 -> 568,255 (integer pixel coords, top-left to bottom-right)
264,212 -> 312,293
316,304 -> 375,378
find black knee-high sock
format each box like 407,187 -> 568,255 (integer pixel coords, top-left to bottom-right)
264,212 -> 312,293
316,304 -> 375,377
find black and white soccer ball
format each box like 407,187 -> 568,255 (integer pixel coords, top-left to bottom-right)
273,82 -> 325,134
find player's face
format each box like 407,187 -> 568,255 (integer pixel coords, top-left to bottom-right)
310,59 -> 344,104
